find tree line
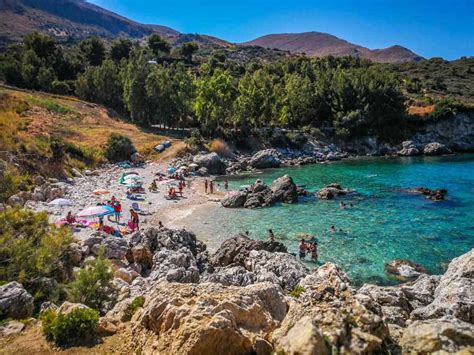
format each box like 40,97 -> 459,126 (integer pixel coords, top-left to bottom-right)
0,32 -> 407,140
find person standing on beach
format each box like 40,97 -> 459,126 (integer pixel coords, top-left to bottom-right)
114,201 -> 122,223
210,180 -> 214,194
224,180 -> 229,190
204,179 -> 208,194
130,209 -> 139,231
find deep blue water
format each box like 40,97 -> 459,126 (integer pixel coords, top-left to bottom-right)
191,155 -> 474,285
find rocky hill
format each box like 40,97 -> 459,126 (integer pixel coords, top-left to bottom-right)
242,32 -> 424,63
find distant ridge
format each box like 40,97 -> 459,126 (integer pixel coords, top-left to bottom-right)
0,1 -> 423,63
242,32 -> 424,63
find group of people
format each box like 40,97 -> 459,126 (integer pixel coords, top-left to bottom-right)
299,239 -> 318,261
339,201 -> 354,209
203,179 -> 229,194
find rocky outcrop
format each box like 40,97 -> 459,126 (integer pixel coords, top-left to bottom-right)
411,187 -> 448,201
423,142 -> 452,156
316,183 -> 352,200
0,282 -> 34,320
221,176 -> 299,209
384,259 -> 427,281
136,282 -> 286,354
81,233 -> 129,260
397,140 -> 421,156
249,149 -> 281,169
193,152 -> 227,175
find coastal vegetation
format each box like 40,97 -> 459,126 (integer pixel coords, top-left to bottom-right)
1,32 -> 472,143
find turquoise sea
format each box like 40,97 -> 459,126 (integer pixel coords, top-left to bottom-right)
190,155 -> 474,285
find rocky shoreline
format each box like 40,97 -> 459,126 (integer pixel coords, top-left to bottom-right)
1,227 -> 472,354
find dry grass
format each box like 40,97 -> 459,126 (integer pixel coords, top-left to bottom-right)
408,104 -> 435,116
208,138 -> 233,158
0,87 -> 184,167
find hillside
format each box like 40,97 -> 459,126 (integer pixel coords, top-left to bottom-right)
0,86 -> 184,180
242,32 -> 423,63
0,0 -> 177,46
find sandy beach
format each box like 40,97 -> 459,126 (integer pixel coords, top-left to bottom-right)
27,161 -> 227,245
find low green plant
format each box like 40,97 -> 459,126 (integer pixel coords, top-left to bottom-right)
104,133 -> 136,162
40,308 -> 99,347
121,296 -> 145,322
27,96 -> 75,115
66,249 -> 115,312
289,285 -> 305,298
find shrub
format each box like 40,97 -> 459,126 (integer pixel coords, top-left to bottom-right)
66,249 -> 115,313
104,133 -> 136,162
51,80 -> 72,95
286,131 -> 307,149
0,167 -> 29,203
40,308 -> 99,347
121,296 -> 145,322
0,208 -> 72,284
185,129 -> 206,151
289,285 -> 305,298
209,138 -> 233,157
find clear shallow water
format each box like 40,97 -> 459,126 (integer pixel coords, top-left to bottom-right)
190,155 -> 474,285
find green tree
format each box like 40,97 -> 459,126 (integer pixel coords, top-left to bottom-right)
0,208 -> 72,284
67,249 -> 115,312
147,34 -> 171,58
194,69 -> 237,134
110,38 -> 133,62
178,42 -> 199,63
79,37 -> 106,67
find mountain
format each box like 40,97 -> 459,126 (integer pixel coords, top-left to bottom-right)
242,32 -> 423,63
0,0 -> 178,45
0,1 -> 422,63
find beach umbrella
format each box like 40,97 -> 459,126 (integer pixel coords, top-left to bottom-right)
93,189 -> 109,195
77,205 -> 114,218
126,182 -> 143,188
124,172 -> 139,176
167,167 -> 177,173
48,198 -> 74,206
124,175 -> 140,181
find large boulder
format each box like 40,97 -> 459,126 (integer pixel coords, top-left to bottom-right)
201,266 -> 256,287
84,233 -> 129,260
0,282 -> 34,319
137,282 -> 286,354
400,317 -> 474,354
249,149 -> 281,169
193,152 -> 226,175
210,234 -> 287,267
221,191 -> 248,208
423,142 -> 451,156
397,140 -> 421,156
271,175 -> 298,203
149,248 -> 200,283
316,183 -> 351,200
411,249 -> 473,323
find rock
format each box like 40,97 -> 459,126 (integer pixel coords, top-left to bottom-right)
7,194 -> 24,207
397,141 -> 421,156
40,302 -> 58,313
70,168 -> 82,177
65,242 -> 83,265
254,337 -> 273,355
130,152 -> 144,163
0,282 -> 34,320
316,183 -> 351,200
96,317 -> 118,335
245,250 -> 309,290
0,203 -> 5,212
271,175 -> 298,203
149,248 -> 200,283
197,167 -> 208,176
193,152 -> 226,175
154,144 -> 165,152
412,187 -> 448,201
137,282 -> 286,354
210,234 -> 287,267
411,249 -> 473,323
84,233 -> 129,260
275,316 -> 329,355
385,259 -> 427,281
202,266 -> 256,286
424,142 -> 452,156
249,149 -> 281,169
399,274 -> 440,309
221,190 -> 248,208
400,317 -> 474,354
57,301 -> 91,315
0,321 -> 25,337
115,267 -> 140,284
34,175 -> 46,186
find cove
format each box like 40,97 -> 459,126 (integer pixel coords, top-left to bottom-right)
188,154 -> 474,285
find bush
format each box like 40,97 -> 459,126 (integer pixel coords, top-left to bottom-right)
121,296 -> 145,322
209,138 -> 233,157
51,80 -> 72,95
66,249 -> 115,313
0,208 -> 72,284
40,308 -> 99,347
289,285 -> 305,298
185,129 -> 205,151
104,133 -> 136,162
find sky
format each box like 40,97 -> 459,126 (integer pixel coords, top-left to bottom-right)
88,0 -> 474,60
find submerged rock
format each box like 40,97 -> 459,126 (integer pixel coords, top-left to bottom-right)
316,183 -> 352,200
385,259 -> 427,280
412,187 -> 448,201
